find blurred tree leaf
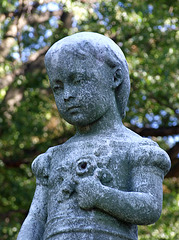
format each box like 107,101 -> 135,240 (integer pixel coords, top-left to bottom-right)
0,0 -> 178,239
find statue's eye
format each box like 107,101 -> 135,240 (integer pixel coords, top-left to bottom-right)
53,86 -> 61,90
73,78 -> 83,85
73,75 -> 85,85
53,81 -> 64,91
73,79 -> 81,85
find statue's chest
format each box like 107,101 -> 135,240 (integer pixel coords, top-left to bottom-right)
48,140 -> 131,201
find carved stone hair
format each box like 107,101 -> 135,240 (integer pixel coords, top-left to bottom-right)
45,32 -> 130,119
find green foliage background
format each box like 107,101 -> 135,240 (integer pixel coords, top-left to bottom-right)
0,0 -> 178,239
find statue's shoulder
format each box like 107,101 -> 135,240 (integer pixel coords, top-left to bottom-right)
115,126 -> 155,146
129,136 -> 171,177
31,146 -> 55,185
119,127 -> 171,177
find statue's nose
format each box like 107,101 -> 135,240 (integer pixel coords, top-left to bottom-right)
63,85 -> 74,101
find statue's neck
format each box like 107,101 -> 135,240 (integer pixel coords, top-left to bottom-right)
75,108 -> 123,137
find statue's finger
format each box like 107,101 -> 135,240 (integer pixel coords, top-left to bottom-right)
94,168 -> 102,178
72,176 -> 79,184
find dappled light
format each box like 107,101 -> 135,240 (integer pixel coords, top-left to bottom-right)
0,0 -> 178,239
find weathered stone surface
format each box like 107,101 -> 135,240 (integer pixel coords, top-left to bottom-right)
17,32 -> 171,240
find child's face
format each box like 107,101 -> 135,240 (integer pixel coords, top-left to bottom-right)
48,51 -> 115,126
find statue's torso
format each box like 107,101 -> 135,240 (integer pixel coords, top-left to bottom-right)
43,135 -> 141,240
31,130 -> 169,240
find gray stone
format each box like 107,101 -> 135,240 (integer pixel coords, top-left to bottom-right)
17,32 -> 171,240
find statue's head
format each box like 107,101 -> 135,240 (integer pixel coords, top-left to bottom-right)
45,32 -> 130,124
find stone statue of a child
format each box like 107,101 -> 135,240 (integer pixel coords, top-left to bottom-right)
17,32 -> 171,240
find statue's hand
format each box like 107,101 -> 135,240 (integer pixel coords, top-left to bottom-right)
75,169 -> 102,210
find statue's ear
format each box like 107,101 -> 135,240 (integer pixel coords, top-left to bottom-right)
112,67 -> 123,89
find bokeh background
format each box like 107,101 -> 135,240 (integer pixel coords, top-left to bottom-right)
0,1 -> 178,239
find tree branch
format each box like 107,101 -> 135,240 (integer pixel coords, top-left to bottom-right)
0,46 -> 49,90
167,142 -> 179,163
131,125 -> 179,137
2,135 -> 72,167
166,161 -> 179,178
166,142 -> 179,177
28,10 -> 63,25
0,209 -> 28,219
0,4 -> 62,63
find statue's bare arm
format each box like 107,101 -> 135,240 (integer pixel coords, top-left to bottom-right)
76,146 -> 170,225
17,184 -> 48,240
76,169 -> 162,225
